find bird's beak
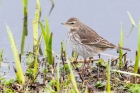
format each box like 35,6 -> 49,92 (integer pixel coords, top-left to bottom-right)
61,23 -> 67,25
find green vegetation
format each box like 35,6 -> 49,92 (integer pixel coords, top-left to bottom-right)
5,23 -> 25,84
119,22 -> 124,68
127,11 -> 136,37
106,60 -> 111,93
0,1 -> 140,93
21,0 -> 28,54
0,49 -> 3,66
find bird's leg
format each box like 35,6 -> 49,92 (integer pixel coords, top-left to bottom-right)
98,54 -> 100,59
88,57 -> 93,65
84,58 -> 86,68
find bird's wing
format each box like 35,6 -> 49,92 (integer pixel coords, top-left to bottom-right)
76,25 -> 116,48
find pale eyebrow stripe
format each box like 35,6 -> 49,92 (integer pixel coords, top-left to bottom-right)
68,21 -> 76,24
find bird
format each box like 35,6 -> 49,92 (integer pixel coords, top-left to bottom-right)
61,17 -> 131,59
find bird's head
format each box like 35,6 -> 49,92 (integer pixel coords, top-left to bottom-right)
62,17 -> 81,31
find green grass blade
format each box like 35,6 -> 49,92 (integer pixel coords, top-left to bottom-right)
127,11 -> 136,26
21,0 -> 28,54
66,57 -> 79,93
45,17 -> 50,56
40,18 -> 53,64
72,50 -> 78,61
5,23 -> 25,84
40,22 -> 47,41
61,40 -> 66,56
45,17 -> 50,44
13,66 -> 21,82
120,23 -> 124,47
119,22 -> 124,68
40,21 -> 48,56
38,35 -> 43,55
33,0 -> 41,52
106,60 -> 110,93
33,53 -> 38,79
47,33 -> 53,64
138,20 -> 140,60
134,20 -> 140,73
127,11 -> 136,37
33,34 -> 42,78
48,0 -> 54,16
0,49 -> 4,66
22,0 -> 28,36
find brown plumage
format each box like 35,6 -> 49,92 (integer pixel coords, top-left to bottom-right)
62,17 -> 131,58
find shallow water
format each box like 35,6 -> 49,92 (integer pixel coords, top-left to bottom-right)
0,0 -> 140,78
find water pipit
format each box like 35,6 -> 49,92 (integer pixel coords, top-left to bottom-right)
62,17 -> 131,61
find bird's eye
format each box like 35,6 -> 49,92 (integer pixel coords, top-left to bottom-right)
70,22 -> 75,25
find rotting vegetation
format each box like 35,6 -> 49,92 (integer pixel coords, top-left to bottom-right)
0,0 -> 140,93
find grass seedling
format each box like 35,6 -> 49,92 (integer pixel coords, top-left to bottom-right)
138,20 -> 140,62
119,22 -> 124,68
21,0 -> 28,54
134,20 -> 140,74
33,35 -> 43,79
47,33 -> 53,64
127,11 -> 136,37
72,50 -> 78,61
127,11 -> 136,27
5,23 -> 25,84
45,18 -> 53,64
61,40 -> 66,57
40,18 -> 53,65
45,17 -> 50,42
66,57 -> 79,93
33,0 -> 41,52
106,60 -> 111,93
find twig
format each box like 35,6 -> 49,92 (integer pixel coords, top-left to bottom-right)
72,58 -> 99,63
100,52 -> 133,61
111,52 -> 127,62
75,67 -> 84,82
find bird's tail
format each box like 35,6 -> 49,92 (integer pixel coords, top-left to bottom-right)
117,46 -> 131,51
